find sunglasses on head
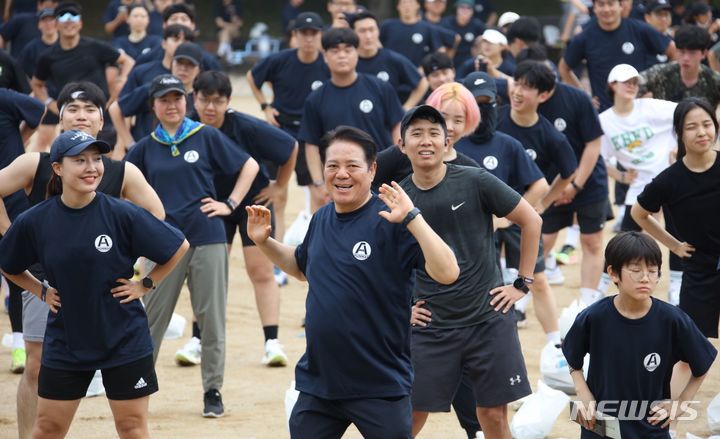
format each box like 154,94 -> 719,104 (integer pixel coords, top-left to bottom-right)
57,12 -> 80,23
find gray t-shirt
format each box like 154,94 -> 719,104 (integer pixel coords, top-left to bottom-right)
401,163 -> 521,328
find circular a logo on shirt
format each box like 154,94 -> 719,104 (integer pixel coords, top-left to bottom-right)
465,32 -> 475,42
643,352 -> 661,372
656,54 -> 668,63
184,150 -> 200,163
526,148 -> 537,161
483,155 -> 499,170
311,80 -> 323,91
95,234 -> 113,253
359,99 -> 374,113
377,71 -> 390,82
352,241 -> 372,261
411,33 -> 424,44
622,42 -> 635,55
554,118 -> 567,132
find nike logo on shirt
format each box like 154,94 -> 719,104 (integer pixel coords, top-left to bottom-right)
451,202 -> 465,211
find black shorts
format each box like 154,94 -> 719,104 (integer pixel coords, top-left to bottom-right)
223,204 -> 275,247
278,120 -> 312,186
38,354 -> 158,401
411,313 -> 531,411
41,109 -> 59,125
542,199 -> 611,234
289,392 -> 412,439
496,225 -> 545,273
679,269 -> 720,338
620,205 -> 642,232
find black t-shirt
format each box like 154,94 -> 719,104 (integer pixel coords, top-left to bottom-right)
34,37 -> 121,99
637,152 -> 720,272
0,12 -> 38,58
18,38 -> 57,96
0,48 -> 31,93
380,19 -> 442,67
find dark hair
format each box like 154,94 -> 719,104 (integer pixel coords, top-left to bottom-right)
162,3 -> 195,23
513,61 -> 556,93
673,97 -> 719,160
401,113 -> 448,140
46,172 -> 63,197
56,81 -> 106,112
321,27 -> 359,50
506,17 -> 541,45
604,231 -> 662,281
684,2 -> 711,25
515,45 -> 548,64
421,51 -> 454,76
193,70 -> 232,98
591,0 -> 620,3
319,125 -> 377,166
348,10 -> 377,28
163,23 -> 195,41
674,25 -> 711,51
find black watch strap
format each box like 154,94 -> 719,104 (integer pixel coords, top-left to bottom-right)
513,276 -> 530,294
401,207 -> 421,227
224,198 -> 238,211
260,102 -> 271,111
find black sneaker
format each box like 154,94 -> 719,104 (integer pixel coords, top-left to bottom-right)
203,389 -> 224,418
514,309 -> 527,329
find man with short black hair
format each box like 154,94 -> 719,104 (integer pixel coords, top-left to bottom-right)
422,51 -> 455,93
0,0 -> 57,58
505,16 -> 541,59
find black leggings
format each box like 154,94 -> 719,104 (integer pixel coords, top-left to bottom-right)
7,278 -> 23,333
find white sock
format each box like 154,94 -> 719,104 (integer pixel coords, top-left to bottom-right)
580,288 -> 602,306
597,272 -> 612,294
545,255 -> 558,270
546,331 -> 561,346
615,205 -> 625,221
500,257 -> 507,269
12,332 -> 23,349
304,187 -> 311,214
514,292 -> 531,312
564,224 -> 580,247
668,270 -> 682,306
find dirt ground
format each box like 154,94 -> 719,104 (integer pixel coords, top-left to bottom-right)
0,77 -> 718,439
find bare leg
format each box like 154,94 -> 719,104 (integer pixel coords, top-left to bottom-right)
411,410 -> 430,437
18,341 -> 42,439
529,272 -> 559,334
476,405 -> 512,439
108,396 -> 150,439
243,246 -> 280,326
579,231 -> 604,290
32,397 -> 82,439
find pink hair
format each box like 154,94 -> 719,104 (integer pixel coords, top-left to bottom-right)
425,82 -> 481,138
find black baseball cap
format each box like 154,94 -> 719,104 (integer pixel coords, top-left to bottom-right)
173,42 -> 202,66
293,12 -> 323,31
149,74 -> 186,98
400,105 -> 448,138
37,8 -> 55,19
462,72 -> 497,103
645,0 -> 671,12
50,130 -> 110,162
321,27 -> 359,50
421,52 -> 453,76
54,2 -> 81,17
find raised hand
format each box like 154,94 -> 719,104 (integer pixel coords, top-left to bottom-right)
246,205 -> 273,244
378,182 -> 415,224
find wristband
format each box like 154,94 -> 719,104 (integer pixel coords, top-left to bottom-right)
260,103 -> 271,111
224,198 -> 238,211
41,280 -> 49,302
571,181 -> 583,192
44,97 -> 53,106
401,207 -> 421,227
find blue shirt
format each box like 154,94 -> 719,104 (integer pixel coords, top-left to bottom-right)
112,34 -> 163,60
134,45 -> 220,72
126,123 -> 250,246
148,11 -> 163,36
563,296 -> 716,438
496,105 -> 578,182
380,19 -> 442,67
118,83 -> 195,141
563,19 -> 670,110
472,0 -> 496,22
294,195 -> 420,399
121,60 -> 170,99
421,17 -> 458,50
0,193 -> 185,370
0,12 -> 38,58
18,38 -> 57,96
440,16 -> 486,66
250,48 -> 330,118
456,54 -> 515,79
357,48 -> 422,101
103,0 -> 130,38
299,74 -> 404,150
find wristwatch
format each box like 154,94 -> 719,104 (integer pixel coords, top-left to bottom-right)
40,280 -> 50,302
224,198 -> 238,211
401,207 -> 421,227
260,102 -> 271,111
512,276 -> 532,294
141,276 -> 155,290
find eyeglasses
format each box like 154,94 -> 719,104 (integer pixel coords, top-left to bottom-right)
622,268 -> 660,282
196,96 -> 229,107
57,13 -> 81,23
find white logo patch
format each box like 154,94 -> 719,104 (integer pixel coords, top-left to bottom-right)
509,375 -> 522,386
352,241 -> 372,260
622,42 -> 635,55
411,33 -> 423,44
377,71 -> 390,82
526,148 -> 537,161
134,377 -> 147,389
95,235 -> 113,253
141,47 -> 151,55
644,353 -> 661,372
483,156 -> 498,170
359,99 -> 374,113
474,78 -> 486,86
656,54 -> 668,63
184,150 -> 199,163
451,202 -> 466,211
71,131 -> 92,141
554,118 -> 567,132
311,80 -> 323,90
464,32 -> 475,42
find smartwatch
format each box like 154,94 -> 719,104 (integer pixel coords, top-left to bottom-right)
401,207 -> 421,227
512,276 -> 530,294
141,276 -> 155,290
260,102 -> 271,111
224,198 -> 238,211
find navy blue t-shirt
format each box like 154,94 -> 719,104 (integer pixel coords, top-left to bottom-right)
538,82 -> 608,205
250,48 -> 330,118
421,17 -> 458,50
357,47 -> 422,100
118,83 -> 195,141
294,195 -> 420,399
299,74 -> 404,150
456,54 -> 515,79
380,19 -> 442,67
473,0 -> 496,23
496,106 -> 578,182
112,34 -> 163,60
134,45 -> 220,72
454,131 -> 544,194
103,0 -> 130,38
440,16 -> 486,66
121,59 -> 170,99
0,193 -> 185,370
18,38 -> 57,97
563,296 -> 716,438
563,19 -> 670,110
126,122 -> 250,246
0,12 -> 38,58
148,10 -> 163,36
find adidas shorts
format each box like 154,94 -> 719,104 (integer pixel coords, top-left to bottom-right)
38,354 -> 158,401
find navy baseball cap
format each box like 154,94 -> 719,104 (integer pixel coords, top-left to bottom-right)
50,130 -> 110,162
54,2 -> 81,17
462,72 -> 497,102
149,74 -> 186,98
645,0 -> 671,12
173,42 -> 203,66
37,8 -> 55,19
400,105 -> 448,138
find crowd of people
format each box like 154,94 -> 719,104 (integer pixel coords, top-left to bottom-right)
1,0 -> 720,437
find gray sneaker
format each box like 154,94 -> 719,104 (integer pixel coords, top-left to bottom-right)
203,389 -> 224,418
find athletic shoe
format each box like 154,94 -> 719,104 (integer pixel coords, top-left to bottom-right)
274,267 -> 288,287
612,220 -> 623,233
175,337 -> 202,366
544,266 -> 565,285
555,244 -> 577,265
514,309 -> 527,329
262,339 -> 288,367
10,347 -> 26,374
85,370 -> 105,398
203,389 -> 224,418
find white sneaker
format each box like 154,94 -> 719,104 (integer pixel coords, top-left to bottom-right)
545,266 -> 565,285
85,370 -> 105,398
262,339 -> 288,367
175,336 -> 201,366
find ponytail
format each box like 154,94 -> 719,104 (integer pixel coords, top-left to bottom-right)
46,172 -> 63,198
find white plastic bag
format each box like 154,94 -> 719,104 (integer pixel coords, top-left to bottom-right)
284,210 -> 311,247
285,380 -> 300,431
510,380 -> 570,439
708,392 -> 720,434
559,299 -> 587,339
540,342 -> 588,394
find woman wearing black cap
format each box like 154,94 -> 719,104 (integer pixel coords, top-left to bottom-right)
0,130 -> 189,438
